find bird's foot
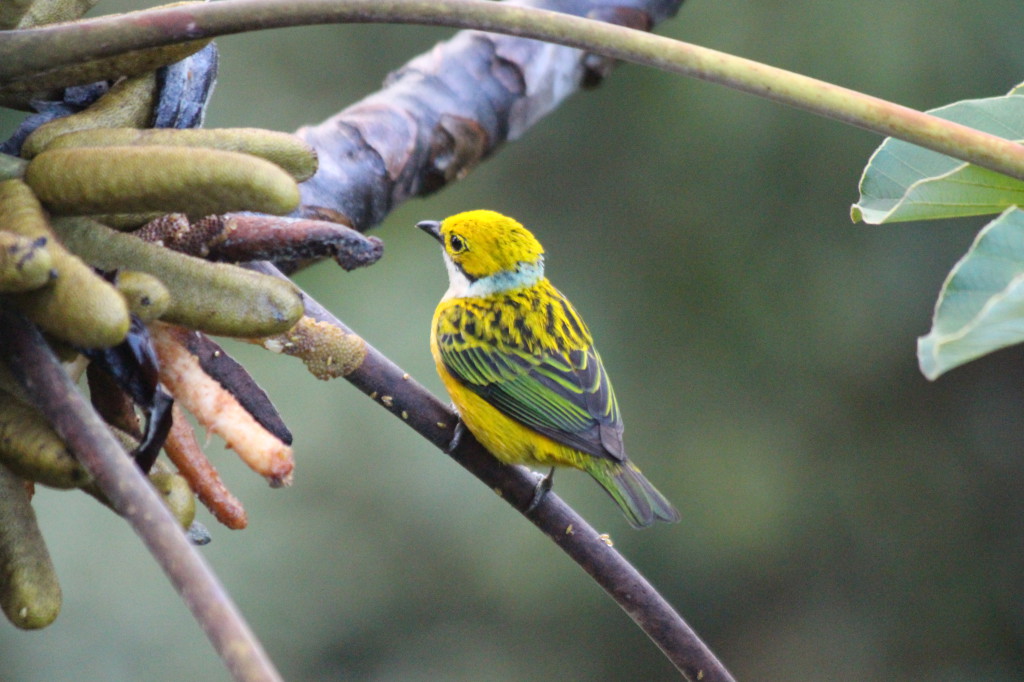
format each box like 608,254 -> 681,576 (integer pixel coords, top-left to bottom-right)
445,418 -> 467,454
525,468 -> 555,514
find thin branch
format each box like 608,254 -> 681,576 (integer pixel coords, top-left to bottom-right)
2,0 -> 1024,181
0,309 -> 282,682
249,262 -> 735,682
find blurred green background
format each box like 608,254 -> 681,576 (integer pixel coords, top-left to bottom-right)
4,1 -> 1024,680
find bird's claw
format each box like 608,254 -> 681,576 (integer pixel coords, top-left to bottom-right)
445,418 -> 467,454
525,468 -> 555,514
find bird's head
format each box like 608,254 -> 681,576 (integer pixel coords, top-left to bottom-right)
418,210 -> 545,297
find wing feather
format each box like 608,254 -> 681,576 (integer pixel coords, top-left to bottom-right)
437,284 -> 624,462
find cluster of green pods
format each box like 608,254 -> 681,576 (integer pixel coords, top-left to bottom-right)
0,17 -> 320,629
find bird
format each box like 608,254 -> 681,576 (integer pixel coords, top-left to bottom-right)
418,209 -> 680,528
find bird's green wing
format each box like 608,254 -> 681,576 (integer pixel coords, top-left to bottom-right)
437,301 -> 625,462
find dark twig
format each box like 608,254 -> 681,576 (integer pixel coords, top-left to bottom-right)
214,214 -> 382,269
0,309 -> 282,682
86,362 -> 142,437
170,328 -> 293,444
249,262 -> 735,682
135,213 -> 383,270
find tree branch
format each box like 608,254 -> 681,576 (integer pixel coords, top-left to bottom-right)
0,309 -> 282,682
295,0 -> 680,228
249,262 -> 735,682
3,0 -> 1024,182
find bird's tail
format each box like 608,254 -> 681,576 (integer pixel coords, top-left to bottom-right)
586,460 -> 681,529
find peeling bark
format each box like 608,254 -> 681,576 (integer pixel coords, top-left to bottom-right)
297,0 -> 685,229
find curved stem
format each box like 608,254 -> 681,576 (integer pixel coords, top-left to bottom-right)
2,0 -> 1024,180
0,310 -> 282,682
249,262 -> 735,682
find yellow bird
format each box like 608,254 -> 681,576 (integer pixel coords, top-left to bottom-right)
418,209 -> 680,528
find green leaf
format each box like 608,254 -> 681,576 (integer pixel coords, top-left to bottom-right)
918,207 -> 1024,379
852,85 -> 1024,224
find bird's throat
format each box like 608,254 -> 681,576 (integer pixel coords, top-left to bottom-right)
441,252 -> 545,300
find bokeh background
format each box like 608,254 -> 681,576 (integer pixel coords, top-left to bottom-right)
4,1 -> 1024,680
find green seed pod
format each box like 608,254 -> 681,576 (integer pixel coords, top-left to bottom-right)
47,127 -> 320,182
149,470 -> 196,530
0,0 -> 35,29
0,180 -> 50,241
0,463 -> 62,629
20,73 -> 157,159
0,392 -> 90,489
0,231 -> 54,293
0,0 -> 99,30
90,213 -> 166,232
0,153 -> 27,182
26,147 -> 301,217
54,217 -> 304,337
0,180 -> 129,348
0,40 -> 208,112
115,270 -> 170,321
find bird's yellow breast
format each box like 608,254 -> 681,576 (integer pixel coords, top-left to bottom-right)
430,292 -> 593,471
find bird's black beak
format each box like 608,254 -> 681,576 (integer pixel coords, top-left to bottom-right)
417,220 -> 442,243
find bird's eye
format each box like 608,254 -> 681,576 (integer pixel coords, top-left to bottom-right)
449,234 -> 467,253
